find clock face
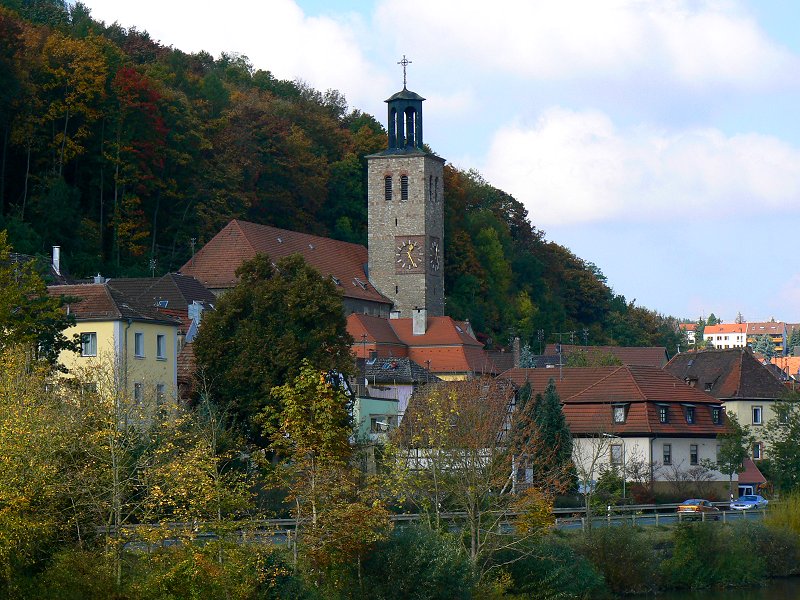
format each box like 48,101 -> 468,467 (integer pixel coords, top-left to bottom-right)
395,237 -> 425,272
429,239 -> 441,271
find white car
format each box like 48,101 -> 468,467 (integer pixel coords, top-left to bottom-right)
730,495 -> 768,510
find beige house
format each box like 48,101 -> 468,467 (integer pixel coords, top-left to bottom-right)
48,283 -> 180,407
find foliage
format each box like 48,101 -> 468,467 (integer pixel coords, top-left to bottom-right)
360,524 -> 474,600
737,520 -> 800,577
765,490 -> 800,538
763,395 -> 800,493
496,537 -> 607,599
564,349 -> 621,367
753,333 -> 776,359
571,525 -> 657,595
0,230 -> 76,364
194,253 -> 353,445
660,522 -> 764,589
716,412 -> 754,496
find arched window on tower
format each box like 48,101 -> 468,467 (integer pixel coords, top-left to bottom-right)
435,176 -> 439,202
400,175 -> 409,201
429,175 -> 433,202
384,175 -> 392,201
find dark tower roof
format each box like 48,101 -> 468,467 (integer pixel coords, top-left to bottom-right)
384,86 -> 426,154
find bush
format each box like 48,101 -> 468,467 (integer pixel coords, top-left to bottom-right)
360,524 -> 474,600
571,526 -> 657,594
32,549 -> 118,600
660,523 -> 765,589
737,521 -> 800,577
765,491 -> 800,538
499,538 -> 608,599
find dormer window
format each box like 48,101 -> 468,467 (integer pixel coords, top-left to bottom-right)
612,404 -> 628,424
684,405 -> 696,424
712,406 -> 722,425
658,404 -> 669,424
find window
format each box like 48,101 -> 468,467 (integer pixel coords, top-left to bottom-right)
435,176 -> 439,202
753,442 -> 762,460
685,406 -> 695,424
429,175 -> 433,202
80,332 -> 97,357
612,405 -> 626,424
156,334 -> 166,360
384,175 -> 392,201
370,415 -> 397,433
156,383 -> 165,405
752,406 -> 763,425
134,332 -> 144,358
400,174 -> 409,200
610,444 -> 623,465
712,406 -> 722,425
690,444 -> 698,465
134,382 -> 143,405
663,444 -> 672,465
658,405 -> 669,424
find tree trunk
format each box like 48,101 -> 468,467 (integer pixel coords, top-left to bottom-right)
0,123 -> 7,212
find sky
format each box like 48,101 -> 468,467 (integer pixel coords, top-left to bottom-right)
80,0 -> 800,324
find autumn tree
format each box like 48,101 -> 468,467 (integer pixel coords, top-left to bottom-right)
194,253 -> 353,446
392,378 -> 560,579
716,412 -> 754,498
270,361 -> 389,591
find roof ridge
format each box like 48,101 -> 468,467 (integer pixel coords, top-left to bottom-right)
230,219 -> 259,259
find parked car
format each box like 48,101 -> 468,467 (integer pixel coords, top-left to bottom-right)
730,495 -> 768,510
677,498 -> 720,520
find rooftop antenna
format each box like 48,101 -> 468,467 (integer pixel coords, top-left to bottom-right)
398,55 -> 412,89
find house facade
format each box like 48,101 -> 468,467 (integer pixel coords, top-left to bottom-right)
665,348 -> 788,462
502,365 -> 731,497
703,323 -> 748,349
747,321 -> 788,357
48,283 -> 180,407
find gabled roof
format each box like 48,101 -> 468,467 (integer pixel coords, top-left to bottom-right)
679,323 -> 697,332
704,323 -> 747,335
665,348 -> 787,400
179,219 -> 390,305
501,365 -> 724,436
770,356 -> 800,378
48,283 -> 180,326
738,458 -> 767,485
542,344 -> 668,368
108,273 -> 216,312
747,322 -> 786,335
346,314 -> 495,375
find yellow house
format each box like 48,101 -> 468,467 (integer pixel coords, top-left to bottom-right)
48,283 -> 180,406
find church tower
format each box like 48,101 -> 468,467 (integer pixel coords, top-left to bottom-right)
367,58 -> 445,318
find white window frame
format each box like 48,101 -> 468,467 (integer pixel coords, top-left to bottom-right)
134,332 -> 145,358
663,443 -> 672,465
80,332 -> 97,357
690,443 -> 699,465
752,406 -> 763,425
610,444 -> 623,465
612,404 -> 626,424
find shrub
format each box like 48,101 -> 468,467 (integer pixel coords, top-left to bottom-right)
660,523 -> 765,589
32,549 -> 118,600
359,524 -> 474,600
737,520 -> 800,577
765,491 -> 800,538
499,538 -> 608,599
571,526 -> 657,594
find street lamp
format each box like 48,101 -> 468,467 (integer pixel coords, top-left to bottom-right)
603,433 -> 626,499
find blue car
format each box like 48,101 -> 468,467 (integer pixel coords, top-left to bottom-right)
730,495 -> 768,510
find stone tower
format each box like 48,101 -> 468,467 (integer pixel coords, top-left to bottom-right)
367,83 -> 445,319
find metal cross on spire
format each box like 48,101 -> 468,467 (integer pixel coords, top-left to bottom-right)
398,55 -> 412,88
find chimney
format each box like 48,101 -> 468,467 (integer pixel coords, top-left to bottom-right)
413,307 -> 427,336
52,246 -> 61,276
389,309 -> 401,320
93,273 -> 105,284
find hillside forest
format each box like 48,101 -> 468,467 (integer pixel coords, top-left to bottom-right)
0,0 -> 686,353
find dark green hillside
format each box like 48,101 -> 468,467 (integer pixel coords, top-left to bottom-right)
0,0 -> 685,352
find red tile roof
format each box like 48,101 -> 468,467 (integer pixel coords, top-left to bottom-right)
747,322 -> 786,335
738,458 -> 767,485
704,323 -> 747,335
679,323 -> 697,332
346,314 -> 495,375
179,219 -> 390,305
501,366 -> 724,436
543,344 -> 668,367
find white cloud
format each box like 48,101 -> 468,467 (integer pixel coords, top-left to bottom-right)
83,0 -> 390,110
482,107 -> 800,226
374,0 -> 796,89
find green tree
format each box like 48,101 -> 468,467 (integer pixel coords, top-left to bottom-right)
194,252 -> 353,446
0,230 -> 76,364
764,395 -> 800,493
753,334 -> 775,359
716,412 -> 754,498
707,313 -> 720,326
